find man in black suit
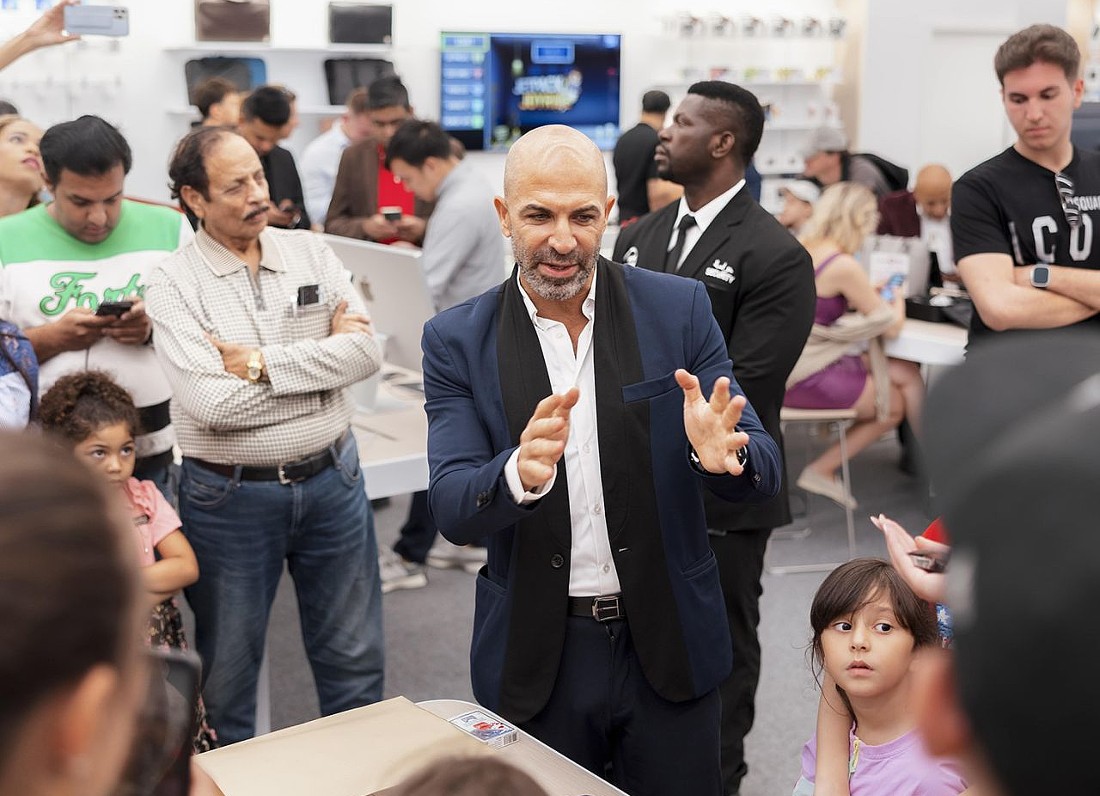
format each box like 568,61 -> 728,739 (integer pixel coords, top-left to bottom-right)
613,80 -> 816,796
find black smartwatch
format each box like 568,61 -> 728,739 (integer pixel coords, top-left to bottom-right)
1030,264 -> 1051,289
689,438 -> 749,474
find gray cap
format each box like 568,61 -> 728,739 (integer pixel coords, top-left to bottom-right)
800,126 -> 848,159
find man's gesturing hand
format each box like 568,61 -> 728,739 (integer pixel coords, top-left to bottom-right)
676,369 -> 750,476
517,387 -> 579,492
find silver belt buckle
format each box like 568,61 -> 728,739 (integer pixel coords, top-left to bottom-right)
591,595 -> 622,622
278,465 -> 293,485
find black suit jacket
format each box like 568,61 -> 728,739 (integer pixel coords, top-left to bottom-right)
613,189 -> 815,531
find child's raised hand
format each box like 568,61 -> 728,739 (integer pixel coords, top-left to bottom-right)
871,514 -> 947,603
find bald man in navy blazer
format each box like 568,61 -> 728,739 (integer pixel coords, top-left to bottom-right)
422,125 -> 781,796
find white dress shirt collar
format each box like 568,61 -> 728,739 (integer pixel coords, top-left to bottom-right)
671,178 -> 746,237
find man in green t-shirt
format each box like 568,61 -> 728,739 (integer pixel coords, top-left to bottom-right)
0,115 -> 192,491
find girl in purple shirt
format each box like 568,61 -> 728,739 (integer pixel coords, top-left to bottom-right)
793,559 -> 966,795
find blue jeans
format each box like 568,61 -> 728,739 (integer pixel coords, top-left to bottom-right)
179,435 -> 384,744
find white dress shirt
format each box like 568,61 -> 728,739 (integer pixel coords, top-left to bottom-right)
919,212 -> 957,276
667,179 -> 746,269
301,124 -> 352,224
502,271 -> 622,597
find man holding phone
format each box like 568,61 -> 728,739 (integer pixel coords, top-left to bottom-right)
325,75 -> 434,244
0,115 -> 193,493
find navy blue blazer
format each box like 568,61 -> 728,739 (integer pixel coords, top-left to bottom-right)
422,259 -> 782,722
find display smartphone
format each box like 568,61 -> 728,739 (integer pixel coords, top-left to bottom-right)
63,4 -> 130,37
95,299 -> 134,317
116,648 -> 201,796
380,205 -> 403,222
881,272 -> 906,301
909,549 -> 950,573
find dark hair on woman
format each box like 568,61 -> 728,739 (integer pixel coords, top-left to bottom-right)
39,114 -> 132,186
0,429 -> 140,772
389,757 -> 549,796
167,126 -> 237,211
38,370 -> 141,444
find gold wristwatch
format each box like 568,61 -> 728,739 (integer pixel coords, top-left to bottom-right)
246,349 -> 264,383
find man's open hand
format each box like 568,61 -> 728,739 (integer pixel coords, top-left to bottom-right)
676,369 -> 750,476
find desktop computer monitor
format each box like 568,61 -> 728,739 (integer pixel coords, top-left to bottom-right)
323,234 -> 434,372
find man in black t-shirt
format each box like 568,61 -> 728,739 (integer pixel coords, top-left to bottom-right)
612,90 -> 682,225
953,24 -> 1100,344
237,85 -> 311,230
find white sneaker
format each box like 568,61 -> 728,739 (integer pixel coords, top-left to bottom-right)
796,467 -> 859,511
426,538 -> 487,574
378,549 -> 428,593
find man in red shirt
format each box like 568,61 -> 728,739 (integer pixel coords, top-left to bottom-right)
324,76 -> 429,245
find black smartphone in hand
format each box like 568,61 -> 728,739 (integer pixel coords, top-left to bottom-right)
96,300 -> 134,317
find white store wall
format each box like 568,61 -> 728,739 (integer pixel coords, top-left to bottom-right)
859,0 -> 1067,181
0,0 -> 1074,202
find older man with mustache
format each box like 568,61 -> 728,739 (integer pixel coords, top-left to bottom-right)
145,127 -> 385,745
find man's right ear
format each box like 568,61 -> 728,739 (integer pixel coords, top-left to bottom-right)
180,186 -> 203,219
493,196 -> 511,237
913,648 -> 973,758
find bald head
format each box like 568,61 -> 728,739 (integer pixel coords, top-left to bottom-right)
914,164 -> 952,220
493,125 -> 615,306
503,125 -> 608,201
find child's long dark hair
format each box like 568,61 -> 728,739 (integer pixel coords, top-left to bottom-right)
810,558 -> 938,718
38,371 -> 141,444
811,558 -> 939,666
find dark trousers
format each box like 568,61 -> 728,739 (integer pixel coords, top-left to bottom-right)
393,490 -> 437,564
520,615 -> 722,796
710,527 -> 772,795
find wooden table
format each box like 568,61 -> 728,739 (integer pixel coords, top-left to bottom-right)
419,700 -> 629,796
197,697 -> 628,796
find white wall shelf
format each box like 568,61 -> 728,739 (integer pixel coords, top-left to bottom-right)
165,44 -> 392,56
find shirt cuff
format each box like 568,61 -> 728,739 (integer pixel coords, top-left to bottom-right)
504,448 -> 556,504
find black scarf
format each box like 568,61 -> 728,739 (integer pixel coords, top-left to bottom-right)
494,258 -> 690,720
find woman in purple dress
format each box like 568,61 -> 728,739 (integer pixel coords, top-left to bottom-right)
785,183 -> 924,509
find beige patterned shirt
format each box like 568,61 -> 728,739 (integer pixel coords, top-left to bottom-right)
145,227 -> 381,465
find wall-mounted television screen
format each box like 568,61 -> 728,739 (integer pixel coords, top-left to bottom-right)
440,31 -> 621,152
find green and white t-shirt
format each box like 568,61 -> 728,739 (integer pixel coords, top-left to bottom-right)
0,201 -> 193,454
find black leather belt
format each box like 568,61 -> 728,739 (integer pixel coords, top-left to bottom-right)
134,449 -> 175,479
188,432 -> 350,485
568,594 -> 625,622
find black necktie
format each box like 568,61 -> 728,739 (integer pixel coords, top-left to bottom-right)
665,214 -> 697,273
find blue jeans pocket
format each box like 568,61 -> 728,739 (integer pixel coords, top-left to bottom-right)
336,436 -> 363,489
181,462 -> 237,510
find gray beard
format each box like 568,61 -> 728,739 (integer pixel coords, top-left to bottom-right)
513,243 -> 595,302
